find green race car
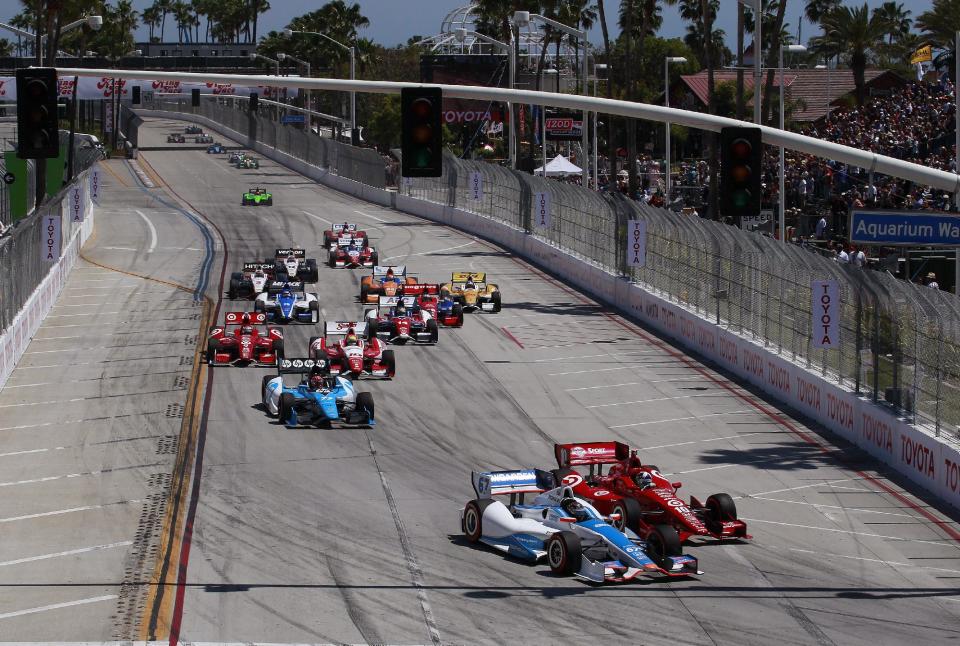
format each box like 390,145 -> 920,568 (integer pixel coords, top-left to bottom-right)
242,187 -> 273,206
238,157 -> 260,169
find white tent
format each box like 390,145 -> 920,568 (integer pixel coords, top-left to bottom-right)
535,154 -> 582,177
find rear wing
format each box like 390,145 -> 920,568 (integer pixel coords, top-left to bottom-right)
372,265 -> 406,278
276,357 -> 328,375
336,235 -> 359,247
242,262 -> 273,272
267,281 -> 304,295
402,283 -> 440,296
325,321 -> 369,337
471,469 -> 555,499
275,248 -> 306,259
555,441 -> 630,468
378,295 -> 416,310
223,311 -> 266,326
332,223 -> 357,232
452,271 -> 486,283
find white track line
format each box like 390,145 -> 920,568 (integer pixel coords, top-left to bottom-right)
586,392 -> 718,409
380,240 -> 477,263
0,541 -> 133,567
786,547 -> 960,576
748,478 -> 873,497
537,353 -> 610,363
134,210 -> 158,253
0,500 -> 142,523
547,365 -> 638,377
639,431 -> 772,450
302,210 -> 332,225
0,447 -> 61,458
353,209 -> 389,222
0,596 -> 119,621
742,517 -> 958,547
566,381 -> 643,392
610,409 -> 754,428
751,495 -> 928,519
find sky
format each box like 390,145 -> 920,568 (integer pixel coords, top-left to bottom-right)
0,0 -> 938,51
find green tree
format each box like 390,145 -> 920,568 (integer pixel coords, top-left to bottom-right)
366,94 -> 401,151
873,1 -> 912,44
916,0 -> 960,52
813,3 -> 887,105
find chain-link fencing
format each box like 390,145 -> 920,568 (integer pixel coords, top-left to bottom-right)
145,98 -> 960,441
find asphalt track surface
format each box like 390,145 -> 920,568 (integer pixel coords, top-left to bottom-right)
1,117 -> 960,645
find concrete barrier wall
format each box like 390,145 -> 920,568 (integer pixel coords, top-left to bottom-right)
0,169 -> 96,390
154,110 -> 959,513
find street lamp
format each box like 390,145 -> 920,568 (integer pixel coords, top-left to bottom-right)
738,0 -> 761,124
513,10 -> 590,186
0,14 -> 102,64
778,43 -> 806,243
284,28 -> 356,144
664,56 -> 687,203
250,52 -> 280,75
278,51 -> 312,119
593,63 -> 609,189
453,27 -> 516,168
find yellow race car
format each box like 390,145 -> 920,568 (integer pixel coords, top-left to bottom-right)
440,272 -> 501,313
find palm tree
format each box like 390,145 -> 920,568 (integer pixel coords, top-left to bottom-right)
172,1 -> 192,44
814,3 -> 886,105
249,0 -> 271,43
804,0 -> 840,26
559,1 -> 597,93
142,5 -> 161,42
872,1 -> 911,44
916,0 -> 960,53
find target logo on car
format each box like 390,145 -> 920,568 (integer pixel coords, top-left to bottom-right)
561,474 -> 583,487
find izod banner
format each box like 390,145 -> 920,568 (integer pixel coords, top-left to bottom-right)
627,220 -> 647,267
545,116 -> 584,141
41,214 -> 61,262
534,192 -> 551,228
812,280 -> 839,348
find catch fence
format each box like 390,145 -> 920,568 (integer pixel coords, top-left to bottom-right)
147,98 -> 960,441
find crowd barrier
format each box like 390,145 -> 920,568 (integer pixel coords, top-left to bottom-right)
0,167 -> 96,390
140,111 -> 960,513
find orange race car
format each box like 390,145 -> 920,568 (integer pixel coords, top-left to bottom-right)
359,265 -> 417,304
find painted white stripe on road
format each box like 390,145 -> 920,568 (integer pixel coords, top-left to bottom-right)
0,398 -> 86,408
101,246 -> 138,251
565,381 -> 643,392
747,478 -> 872,498
548,365 -> 638,377
609,409 -> 754,428
639,431 -> 772,451
0,447 -> 61,458
585,392 -> 717,409
751,495 -> 929,520
0,595 -> 118,620
0,500 -> 142,523
46,312 -> 123,319
0,541 -> 133,567
786,547 -> 960,576
742,517 -> 957,548
537,353 -> 609,363
353,209 -> 389,222
380,240 -> 477,263
302,210 -> 332,225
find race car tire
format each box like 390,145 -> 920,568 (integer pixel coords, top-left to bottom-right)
328,254 -> 336,268
452,303 -> 464,326
261,375 -> 273,408
228,277 -> 240,300
305,259 -> 319,282
272,338 -> 284,358
265,197 -> 273,206
492,291 -> 502,313
547,531 -> 582,576
356,391 -> 375,421
382,350 -> 396,378
278,393 -> 296,424
550,468 -> 577,490
370,252 -> 379,266
646,524 -> 682,569
360,285 -> 369,302
206,338 -> 219,366
609,497 -> 643,535
462,498 -> 493,542
309,301 -> 319,324
706,493 -> 738,522
366,319 -> 379,340
427,319 -> 439,343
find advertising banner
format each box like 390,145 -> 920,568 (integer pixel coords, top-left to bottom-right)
89,167 -> 100,204
545,116 -> 584,141
534,192 -> 551,228
469,171 -> 483,200
811,280 -> 839,348
627,220 -> 647,267
41,214 -> 61,262
70,186 -> 83,222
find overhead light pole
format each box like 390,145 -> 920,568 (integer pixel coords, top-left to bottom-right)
512,11 -> 590,186
284,28 -> 356,144
779,43 -> 806,243
738,0 -> 762,124
664,56 -> 687,203
278,51 -> 312,122
593,63 -> 609,189
453,28 -> 515,168
0,15 -> 101,65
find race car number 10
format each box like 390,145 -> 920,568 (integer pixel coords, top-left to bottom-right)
627,220 -> 646,268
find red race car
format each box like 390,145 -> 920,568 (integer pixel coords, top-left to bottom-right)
364,295 -> 438,344
327,235 -> 378,268
401,283 -> 464,327
323,222 -> 368,249
207,312 -> 284,366
309,321 -> 395,379
552,441 -> 749,545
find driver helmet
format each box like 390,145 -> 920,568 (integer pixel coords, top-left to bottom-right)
241,326 -> 254,335
308,374 -> 325,390
394,300 -> 407,316
386,268 -> 395,279
410,300 -> 421,314
465,278 -> 476,290
239,313 -> 253,333
286,254 -> 296,263
633,472 -> 655,490
560,497 -> 589,522
281,288 -> 292,299
344,330 -> 359,346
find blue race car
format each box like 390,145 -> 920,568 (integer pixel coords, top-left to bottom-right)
262,357 -> 375,428
460,469 -> 701,583
207,142 -> 225,154
254,281 -> 319,324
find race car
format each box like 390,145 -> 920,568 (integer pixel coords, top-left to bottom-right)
323,222 -> 368,249
185,125 -> 203,134
461,469 -> 701,583
206,143 -> 225,154
228,151 -> 246,164
327,235 -> 378,268
365,295 -> 438,344
401,283 -> 463,327
242,187 -> 273,206
551,441 -> 750,544
207,311 -> 283,366
254,281 -> 319,324
309,321 -> 395,379
272,248 -> 319,283
359,265 -> 417,303
441,272 -> 501,313
262,357 -> 375,428
227,262 -> 274,300
166,133 -> 185,143
238,157 -> 260,169
195,134 -> 214,144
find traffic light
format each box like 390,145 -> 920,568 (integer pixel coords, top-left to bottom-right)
401,87 -> 442,178
720,126 -> 762,222
16,68 -> 59,159
249,92 -> 258,113
191,88 -> 200,107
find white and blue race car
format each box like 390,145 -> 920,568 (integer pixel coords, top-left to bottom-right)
254,281 -> 319,324
461,469 -> 701,583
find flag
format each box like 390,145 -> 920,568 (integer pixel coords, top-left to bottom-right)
519,104 -> 526,138
910,44 -> 932,64
532,105 -> 540,145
